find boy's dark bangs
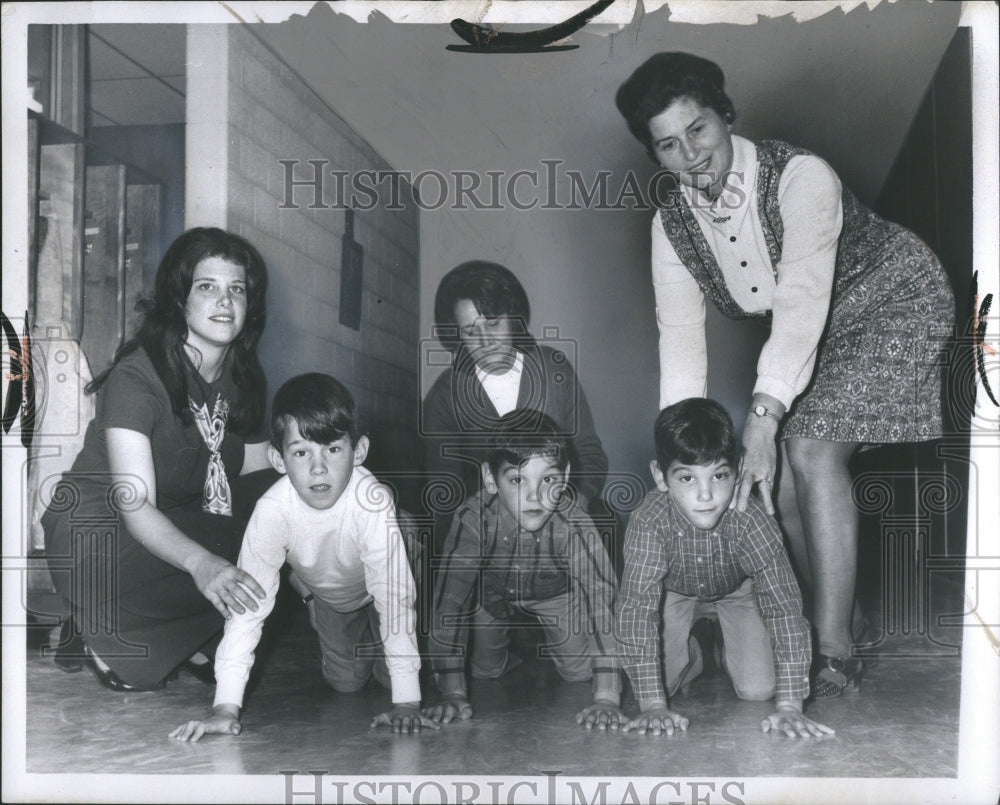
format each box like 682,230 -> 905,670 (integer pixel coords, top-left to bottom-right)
296,416 -> 351,446
498,440 -> 566,469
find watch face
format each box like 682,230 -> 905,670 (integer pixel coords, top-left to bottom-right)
754,405 -> 766,416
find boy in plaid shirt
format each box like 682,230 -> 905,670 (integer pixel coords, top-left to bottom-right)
616,398 -> 833,738
425,409 -> 622,729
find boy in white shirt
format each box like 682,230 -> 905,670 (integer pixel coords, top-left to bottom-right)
171,373 -> 435,740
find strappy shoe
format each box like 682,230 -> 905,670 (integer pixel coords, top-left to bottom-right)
810,654 -> 867,700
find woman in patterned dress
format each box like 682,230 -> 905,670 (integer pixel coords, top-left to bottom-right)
43,228 -> 277,691
614,53 -> 955,697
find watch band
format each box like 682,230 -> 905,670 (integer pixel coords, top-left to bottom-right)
752,404 -> 781,422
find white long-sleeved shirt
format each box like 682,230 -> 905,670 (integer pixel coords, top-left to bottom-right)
653,134 -> 843,410
213,467 -> 421,707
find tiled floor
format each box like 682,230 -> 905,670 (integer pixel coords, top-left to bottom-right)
24,578 -> 965,780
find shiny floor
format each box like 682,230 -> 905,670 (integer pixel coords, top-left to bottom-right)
24,576 -> 965,779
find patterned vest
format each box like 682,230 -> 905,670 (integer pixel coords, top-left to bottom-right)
657,139 -> 898,320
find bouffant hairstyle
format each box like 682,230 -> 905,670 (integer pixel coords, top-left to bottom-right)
615,52 -> 736,161
433,261 -> 531,354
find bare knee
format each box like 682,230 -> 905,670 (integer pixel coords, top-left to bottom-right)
785,438 -> 856,484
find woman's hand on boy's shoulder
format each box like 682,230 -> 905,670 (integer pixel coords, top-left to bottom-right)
621,705 -> 690,736
370,702 -> 442,734
422,695 -> 474,725
169,704 -> 241,742
576,699 -> 625,731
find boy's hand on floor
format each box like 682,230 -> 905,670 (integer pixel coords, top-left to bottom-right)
576,699 -> 625,731
761,705 -> 835,739
621,706 -> 689,736
370,702 -> 441,734
422,695 -> 474,725
169,705 -> 241,742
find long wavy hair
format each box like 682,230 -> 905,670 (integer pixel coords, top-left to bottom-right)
87,227 -> 269,434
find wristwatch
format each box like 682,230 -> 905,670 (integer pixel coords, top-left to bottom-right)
752,403 -> 782,422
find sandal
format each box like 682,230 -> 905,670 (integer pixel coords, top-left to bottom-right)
811,654 -> 866,699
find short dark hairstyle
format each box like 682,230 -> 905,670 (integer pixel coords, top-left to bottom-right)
615,52 -> 736,161
486,409 -> 570,478
433,261 -> 531,354
271,373 -> 361,451
654,398 -> 741,472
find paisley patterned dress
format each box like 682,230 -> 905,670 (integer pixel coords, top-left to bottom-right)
657,139 -> 955,444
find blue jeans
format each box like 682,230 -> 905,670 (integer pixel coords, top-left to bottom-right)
661,577 -> 775,701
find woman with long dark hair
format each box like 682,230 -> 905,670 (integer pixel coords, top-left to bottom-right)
43,227 -> 276,692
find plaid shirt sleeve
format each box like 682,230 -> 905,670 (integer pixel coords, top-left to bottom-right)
566,512 -> 621,704
616,497 -> 671,708
736,499 -> 811,702
429,500 -> 483,697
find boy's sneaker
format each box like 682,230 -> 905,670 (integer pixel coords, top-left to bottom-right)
690,618 -> 717,679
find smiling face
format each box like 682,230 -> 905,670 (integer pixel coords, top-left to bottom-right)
453,298 -> 519,374
482,454 -> 569,533
184,256 -> 248,355
648,96 -> 734,199
651,457 -> 736,531
269,419 -> 369,510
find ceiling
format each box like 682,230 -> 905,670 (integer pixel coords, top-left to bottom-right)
87,24 -> 186,127
81,4 -> 964,206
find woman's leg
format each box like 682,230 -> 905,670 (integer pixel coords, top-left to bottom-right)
785,437 -> 860,659
775,442 -> 813,606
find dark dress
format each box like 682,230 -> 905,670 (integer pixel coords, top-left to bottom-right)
42,348 -> 273,687
657,139 -> 955,444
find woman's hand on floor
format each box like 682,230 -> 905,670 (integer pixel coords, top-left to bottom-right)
187,551 -> 265,619
621,706 -> 689,736
170,705 -> 241,742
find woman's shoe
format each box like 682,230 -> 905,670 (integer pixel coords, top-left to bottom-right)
53,618 -> 85,673
811,654 -> 866,699
179,658 -> 216,685
84,646 -> 165,693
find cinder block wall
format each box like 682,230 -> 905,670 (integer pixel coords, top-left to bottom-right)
189,26 -> 421,502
